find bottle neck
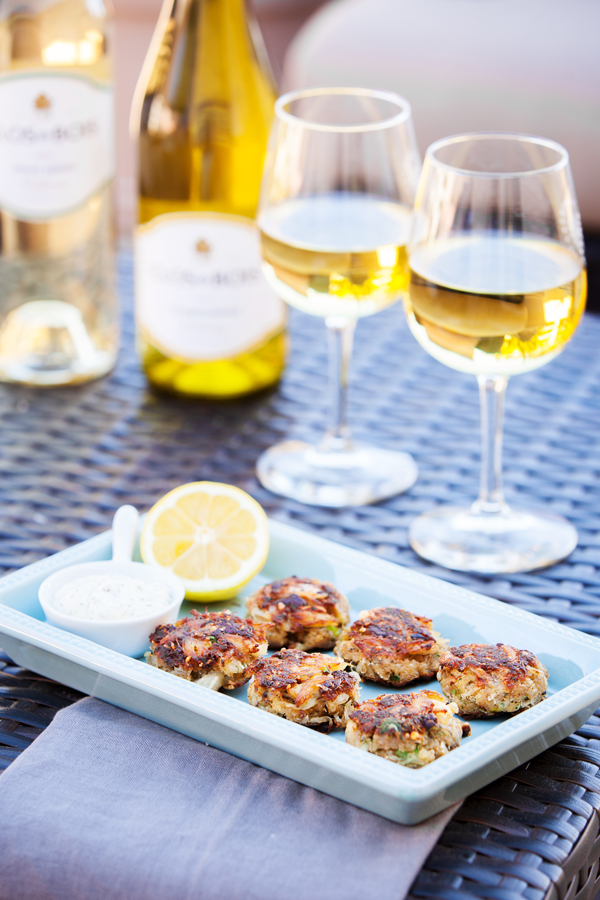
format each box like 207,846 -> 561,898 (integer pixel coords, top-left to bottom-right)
168,0 -> 250,27
138,0 -> 275,214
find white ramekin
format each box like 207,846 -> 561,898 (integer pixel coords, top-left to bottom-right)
39,560 -> 185,657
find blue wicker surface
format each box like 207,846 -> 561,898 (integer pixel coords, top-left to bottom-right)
1,254 -> 599,635
1,253 -> 600,900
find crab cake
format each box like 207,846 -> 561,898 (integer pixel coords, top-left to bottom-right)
437,643 -> 549,717
346,691 -> 470,768
147,610 -> 268,690
246,577 -> 350,651
334,607 -> 449,686
247,648 -> 360,732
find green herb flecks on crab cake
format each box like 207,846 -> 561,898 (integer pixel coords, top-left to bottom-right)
346,690 -> 470,768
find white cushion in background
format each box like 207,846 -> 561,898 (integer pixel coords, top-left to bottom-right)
284,0 -> 600,229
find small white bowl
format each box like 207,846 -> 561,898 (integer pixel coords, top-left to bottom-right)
39,560 -> 185,657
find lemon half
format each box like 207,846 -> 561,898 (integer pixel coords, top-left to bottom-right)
140,482 -> 269,601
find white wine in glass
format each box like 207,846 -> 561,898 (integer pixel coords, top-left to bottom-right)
405,133 -> 587,573
408,234 -> 586,376
260,193 -> 412,319
256,88 -> 421,507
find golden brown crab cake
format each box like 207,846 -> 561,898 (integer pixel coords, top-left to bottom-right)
245,577 -> 350,651
346,690 -> 470,768
334,607 -> 449,686
247,648 -> 360,732
147,610 -> 268,691
437,643 -> 549,717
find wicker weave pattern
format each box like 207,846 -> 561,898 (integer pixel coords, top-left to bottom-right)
0,651 -> 83,771
1,258 -> 599,634
0,254 -> 600,899
410,723 -> 600,900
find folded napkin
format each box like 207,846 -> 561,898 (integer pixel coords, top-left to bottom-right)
0,698 -> 459,900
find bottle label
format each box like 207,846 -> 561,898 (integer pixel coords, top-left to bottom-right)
135,212 -> 286,361
0,71 -> 114,221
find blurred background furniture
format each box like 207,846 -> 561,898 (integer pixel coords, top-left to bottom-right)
283,0 -> 600,231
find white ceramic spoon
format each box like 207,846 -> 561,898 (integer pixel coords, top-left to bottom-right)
39,505 -> 184,657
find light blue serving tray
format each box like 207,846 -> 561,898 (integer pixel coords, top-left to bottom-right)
0,518 -> 599,824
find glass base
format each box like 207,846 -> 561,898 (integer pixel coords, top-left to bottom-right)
0,300 -> 115,386
256,439 -> 418,507
409,504 -> 578,574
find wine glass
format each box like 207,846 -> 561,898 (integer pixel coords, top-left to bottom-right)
405,133 -> 587,572
255,87 -> 421,507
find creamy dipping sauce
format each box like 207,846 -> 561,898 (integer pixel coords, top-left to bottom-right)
52,575 -> 172,621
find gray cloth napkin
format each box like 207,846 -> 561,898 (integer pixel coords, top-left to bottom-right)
0,697 -> 459,900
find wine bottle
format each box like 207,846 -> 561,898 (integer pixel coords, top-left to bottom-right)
0,0 -> 118,386
132,0 -> 287,399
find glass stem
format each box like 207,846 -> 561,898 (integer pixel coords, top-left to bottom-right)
474,374 -> 508,514
322,316 -> 355,451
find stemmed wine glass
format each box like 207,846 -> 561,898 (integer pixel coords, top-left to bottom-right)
256,87 -> 421,507
405,133 -> 587,572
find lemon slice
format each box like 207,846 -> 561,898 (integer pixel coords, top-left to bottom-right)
140,482 -> 269,601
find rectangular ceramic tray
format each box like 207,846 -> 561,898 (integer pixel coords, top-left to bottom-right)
1,519 -> 600,824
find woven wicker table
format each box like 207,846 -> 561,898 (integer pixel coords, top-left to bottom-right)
1,254 -> 600,900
